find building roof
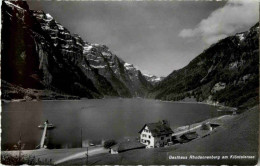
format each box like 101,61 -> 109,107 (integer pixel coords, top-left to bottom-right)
139,120 -> 173,137
110,141 -> 146,152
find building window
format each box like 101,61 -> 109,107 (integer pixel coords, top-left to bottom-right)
149,135 -> 151,138
161,137 -> 164,140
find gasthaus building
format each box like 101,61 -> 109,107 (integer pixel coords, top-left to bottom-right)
139,120 -> 173,148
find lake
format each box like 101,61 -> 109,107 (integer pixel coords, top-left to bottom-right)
1,98 -> 219,150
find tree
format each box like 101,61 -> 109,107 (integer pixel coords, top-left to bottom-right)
104,140 -> 117,149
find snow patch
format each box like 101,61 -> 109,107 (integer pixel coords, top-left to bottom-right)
5,1 -> 24,10
143,73 -> 153,77
124,63 -> 134,70
57,24 -> 64,30
154,77 -> 162,81
61,49 -> 75,53
237,33 -> 245,41
83,45 -> 93,54
61,44 -> 70,49
143,73 -> 163,83
46,13 -> 53,20
124,63 -> 133,67
102,52 -> 111,56
93,43 -> 100,47
90,65 -> 106,69
60,31 -> 69,35
42,26 -> 50,30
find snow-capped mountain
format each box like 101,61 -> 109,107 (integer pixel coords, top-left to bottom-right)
142,74 -> 165,85
83,43 -> 152,97
1,1 -> 153,99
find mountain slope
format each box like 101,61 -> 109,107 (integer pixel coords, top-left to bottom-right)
149,23 -> 259,108
83,43 -> 152,97
1,1 -> 102,99
1,1 -> 152,100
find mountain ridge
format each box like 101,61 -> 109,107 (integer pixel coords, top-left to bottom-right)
148,22 -> 259,108
1,1 -> 154,100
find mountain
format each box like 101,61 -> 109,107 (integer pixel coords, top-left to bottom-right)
142,74 -> 165,85
1,1 -> 152,100
149,23 -> 259,108
2,1 -> 258,107
83,43 -> 152,97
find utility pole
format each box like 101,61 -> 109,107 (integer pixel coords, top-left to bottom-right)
18,132 -> 22,163
85,147 -> 88,165
80,128 -> 82,148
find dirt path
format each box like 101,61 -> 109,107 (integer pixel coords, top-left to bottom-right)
54,147 -> 109,165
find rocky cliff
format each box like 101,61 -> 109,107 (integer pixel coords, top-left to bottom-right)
83,43 -> 152,97
1,1 -> 152,100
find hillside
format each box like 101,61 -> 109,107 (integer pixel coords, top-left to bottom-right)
1,1 -> 152,100
149,23 -> 259,108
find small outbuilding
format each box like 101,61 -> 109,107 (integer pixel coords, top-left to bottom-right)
209,123 -> 220,129
179,131 -> 198,143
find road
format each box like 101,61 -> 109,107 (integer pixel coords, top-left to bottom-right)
172,115 -> 228,136
54,147 -> 108,165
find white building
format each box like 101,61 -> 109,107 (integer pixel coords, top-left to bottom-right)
139,120 -> 173,148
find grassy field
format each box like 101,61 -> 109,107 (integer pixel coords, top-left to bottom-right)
2,146 -> 108,165
65,106 -> 259,165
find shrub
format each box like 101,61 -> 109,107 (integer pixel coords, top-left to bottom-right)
104,140 -> 117,149
201,123 -> 211,130
1,153 -> 52,165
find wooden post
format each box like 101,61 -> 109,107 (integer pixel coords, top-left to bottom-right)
81,128 -> 82,148
18,132 -> 22,163
85,147 -> 88,165
40,121 -> 48,148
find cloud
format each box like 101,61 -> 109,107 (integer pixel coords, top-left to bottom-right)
179,0 -> 259,45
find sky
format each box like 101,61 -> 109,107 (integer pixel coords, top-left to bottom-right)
28,0 -> 258,77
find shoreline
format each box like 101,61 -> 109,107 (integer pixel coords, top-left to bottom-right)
2,97 -> 237,109
157,99 -> 237,111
